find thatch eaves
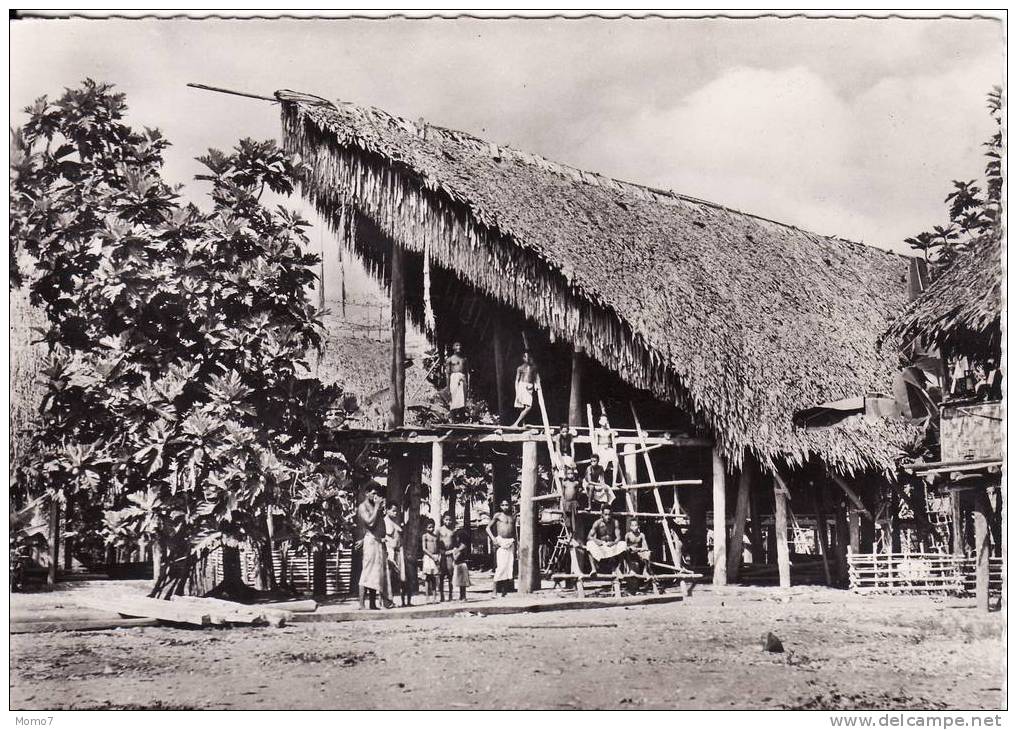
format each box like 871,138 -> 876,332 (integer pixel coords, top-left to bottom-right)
882,235 -> 1002,359
278,90 -> 916,474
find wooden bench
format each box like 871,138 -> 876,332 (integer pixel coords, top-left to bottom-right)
551,571 -> 700,599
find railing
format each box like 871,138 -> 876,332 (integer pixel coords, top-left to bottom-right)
847,551 -> 1003,594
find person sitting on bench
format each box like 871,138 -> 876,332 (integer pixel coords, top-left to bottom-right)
586,506 -> 626,574
623,518 -> 652,577
584,455 -> 616,510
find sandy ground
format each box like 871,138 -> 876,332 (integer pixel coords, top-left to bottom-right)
10,583 -> 1004,710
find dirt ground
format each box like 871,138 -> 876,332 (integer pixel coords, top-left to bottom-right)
10,584 -> 1004,710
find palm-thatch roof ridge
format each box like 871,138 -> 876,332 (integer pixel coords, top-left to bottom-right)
882,235 -> 1002,358
277,89 -> 916,474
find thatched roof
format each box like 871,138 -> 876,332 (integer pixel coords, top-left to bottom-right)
882,235 -> 1002,358
278,90 -> 916,474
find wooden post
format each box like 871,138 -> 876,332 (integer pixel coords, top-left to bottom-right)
404,461 -> 423,598
973,489 -> 992,611
568,349 -> 584,427
493,319 -> 508,418
834,498 -> 849,588
848,509 -> 861,553
748,477 -> 765,564
812,482 -> 832,586
429,442 -> 444,523
518,441 -> 540,594
622,443 -> 638,510
727,461 -> 751,580
711,447 -> 727,586
772,472 -> 792,588
389,244 -> 406,428
47,497 -> 60,587
951,490 -> 965,555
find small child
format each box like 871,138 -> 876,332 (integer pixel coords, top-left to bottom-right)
624,518 -> 652,577
436,513 -> 456,602
451,526 -> 472,601
420,518 -> 441,603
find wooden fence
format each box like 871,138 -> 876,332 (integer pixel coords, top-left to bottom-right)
209,546 -> 354,596
847,552 -> 1003,594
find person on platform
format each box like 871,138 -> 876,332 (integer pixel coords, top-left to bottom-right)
356,485 -> 393,610
592,414 -> 617,482
420,518 -> 441,603
623,518 -> 652,577
557,425 -> 576,467
584,454 -> 616,510
586,506 -> 626,574
487,499 -> 517,597
559,462 -> 583,537
436,512 -> 456,602
384,502 -> 411,607
451,525 -> 472,601
445,342 -> 470,421
510,351 -> 541,427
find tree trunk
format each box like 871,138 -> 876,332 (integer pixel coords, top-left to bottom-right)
149,542 -> 245,599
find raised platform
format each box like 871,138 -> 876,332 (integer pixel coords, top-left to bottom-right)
327,422 -> 712,448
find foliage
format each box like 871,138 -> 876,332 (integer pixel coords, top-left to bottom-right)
904,86 -> 1002,267
10,80 -> 352,596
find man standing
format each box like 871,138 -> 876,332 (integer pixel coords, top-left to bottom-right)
510,351 -> 541,427
586,506 -> 626,575
445,341 -> 469,421
486,499 -> 517,597
357,484 -> 392,610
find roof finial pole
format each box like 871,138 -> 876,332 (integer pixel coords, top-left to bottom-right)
187,82 -> 278,103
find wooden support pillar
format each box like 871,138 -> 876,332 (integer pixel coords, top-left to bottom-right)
711,447 -> 727,586
493,320 -> 508,419
772,472 -> 792,588
727,462 -> 751,580
568,349 -> 584,427
518,441 -> 540,594
952,490 -> 965,555
748,477 -> 765,564
622,443 -> 638,511
973,489 -> 992,612
834,498 -> 849,588
404,461 -> 423,598
389,243 -> 406,428
429,442 -> 444,523
812,482 -> 832,586
47,497 -> 59,587
848,508 -> 861,552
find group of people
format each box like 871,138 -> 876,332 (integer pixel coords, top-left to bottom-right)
444,342 -> 542,427
556,421 -> 654,577
356,485 -> 471,610
356,485 -> 519,610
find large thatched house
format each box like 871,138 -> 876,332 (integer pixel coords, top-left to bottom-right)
278,90 -> 915,473
273,88 -> 922,589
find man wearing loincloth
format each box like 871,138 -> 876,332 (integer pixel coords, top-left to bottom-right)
436,512 -> 456,602
592,414 -> 617,482
357,485 -> 392,610
445,341 -> 469,421
486,499 -> 516,597
510,351 -> 541,427
586,506 -> 626,574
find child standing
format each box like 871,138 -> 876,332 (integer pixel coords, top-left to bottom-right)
436,513 -> 456,602
420,518 -> 441,603
451,526 -> 472,601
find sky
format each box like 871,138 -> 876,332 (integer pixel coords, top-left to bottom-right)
9,16 -> 1004,301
